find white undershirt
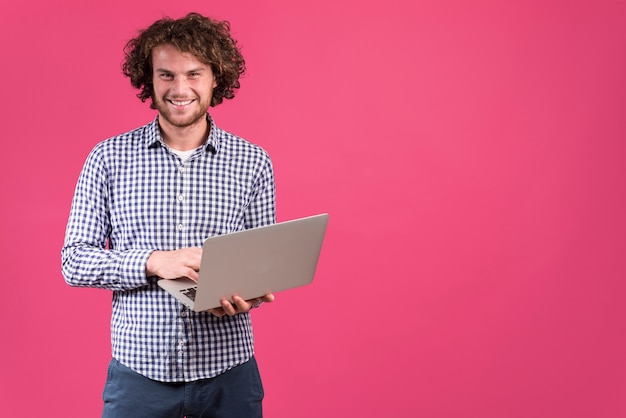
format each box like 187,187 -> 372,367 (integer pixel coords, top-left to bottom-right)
170,148 -> 197,163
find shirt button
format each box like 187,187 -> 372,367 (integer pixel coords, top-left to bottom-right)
179,166 -> 185,172
177,224 -> 184,231
180,310 -> 187,317
178,194 -> 184,202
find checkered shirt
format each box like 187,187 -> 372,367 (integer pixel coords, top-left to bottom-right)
61,115 -> 276,382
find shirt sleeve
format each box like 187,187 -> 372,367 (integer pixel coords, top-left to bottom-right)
61,145 -> 152,291
244,150 -> 277,230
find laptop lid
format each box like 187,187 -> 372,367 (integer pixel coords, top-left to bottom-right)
158,213 -> 329,312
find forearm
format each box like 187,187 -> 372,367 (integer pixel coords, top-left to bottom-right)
61,243 -> 153,291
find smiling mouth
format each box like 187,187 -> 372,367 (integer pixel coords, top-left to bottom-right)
167,99 -> 195,106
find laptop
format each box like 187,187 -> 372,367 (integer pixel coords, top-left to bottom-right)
157,213 -> 329,312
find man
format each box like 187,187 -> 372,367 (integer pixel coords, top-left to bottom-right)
62,12 -> 275,417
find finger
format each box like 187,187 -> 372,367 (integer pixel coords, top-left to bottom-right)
232,295 -> 251,312
185,268 -> 199,283
220,299 -> 238,316
208,307 -> 226,317
262,293 -> 275,303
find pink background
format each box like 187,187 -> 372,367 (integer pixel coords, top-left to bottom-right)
2,0 -> 626,416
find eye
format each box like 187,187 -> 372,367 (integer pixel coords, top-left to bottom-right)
159,73 -> 173,80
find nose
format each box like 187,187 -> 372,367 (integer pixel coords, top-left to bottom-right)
171,76 -> 189,96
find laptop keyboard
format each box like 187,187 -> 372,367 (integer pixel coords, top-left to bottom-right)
180,287 -> 197,301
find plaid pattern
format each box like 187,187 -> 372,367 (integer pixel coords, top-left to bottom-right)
62,115 -> 276,382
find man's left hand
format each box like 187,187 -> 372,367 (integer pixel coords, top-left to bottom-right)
208,293 -> 275,317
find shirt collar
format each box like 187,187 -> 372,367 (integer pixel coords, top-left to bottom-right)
145,114 -> 220,155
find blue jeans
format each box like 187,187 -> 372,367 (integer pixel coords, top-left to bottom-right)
102,357 -> 264,418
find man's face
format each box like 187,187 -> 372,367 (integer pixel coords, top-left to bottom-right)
151,43 -> 217,129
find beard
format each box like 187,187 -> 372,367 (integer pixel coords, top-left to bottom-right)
153,95 -> 211,129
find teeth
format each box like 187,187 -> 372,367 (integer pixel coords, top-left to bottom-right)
170,100 -> 193,106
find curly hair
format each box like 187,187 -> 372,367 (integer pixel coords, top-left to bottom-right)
122,12 -> 246,107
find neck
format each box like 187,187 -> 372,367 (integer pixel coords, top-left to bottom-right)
158,115 -> 210,151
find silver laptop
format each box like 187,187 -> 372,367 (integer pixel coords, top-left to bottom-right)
157,213 -> 329,312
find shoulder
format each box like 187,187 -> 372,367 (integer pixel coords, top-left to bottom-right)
78,122 -> 158,179
97,121 -> 156,150
88,120 -> 157,160
215,126 -> 272,164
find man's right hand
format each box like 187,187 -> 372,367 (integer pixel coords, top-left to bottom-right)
145,247 -> 203,282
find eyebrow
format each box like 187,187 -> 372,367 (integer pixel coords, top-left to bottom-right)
154,68 -> 206,74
